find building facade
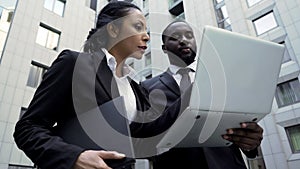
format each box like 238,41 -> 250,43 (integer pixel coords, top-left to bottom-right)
0,0 -> 98,168
0,0 -> 299,168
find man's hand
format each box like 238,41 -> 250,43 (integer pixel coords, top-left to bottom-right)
73,150 -> 125,169
222,122 -> 263,151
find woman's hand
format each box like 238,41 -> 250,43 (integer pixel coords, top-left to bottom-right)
73,150 -> 125,169
222,122 -> 263,151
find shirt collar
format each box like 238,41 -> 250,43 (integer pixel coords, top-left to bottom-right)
101,48 -> 138,81
102,48 -> 116,72
169,61 -> 197,75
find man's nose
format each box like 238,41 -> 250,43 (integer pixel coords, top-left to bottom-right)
179,36 -> 189,45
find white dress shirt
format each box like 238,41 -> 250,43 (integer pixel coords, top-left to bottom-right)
102,48 -> 137,122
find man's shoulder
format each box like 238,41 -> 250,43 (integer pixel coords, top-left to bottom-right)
142,72 -> 165,84
141,71 -> 172,89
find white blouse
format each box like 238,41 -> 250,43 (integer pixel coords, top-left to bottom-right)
102,48 -> 137,122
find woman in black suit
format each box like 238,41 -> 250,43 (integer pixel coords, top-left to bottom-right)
13,2 -> 150,169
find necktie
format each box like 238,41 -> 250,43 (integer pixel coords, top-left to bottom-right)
177,68 -> 192,93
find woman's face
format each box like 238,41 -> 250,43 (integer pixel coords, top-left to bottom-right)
109,9 -> 150,61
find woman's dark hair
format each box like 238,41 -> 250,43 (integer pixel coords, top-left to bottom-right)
84,1 -> 141,53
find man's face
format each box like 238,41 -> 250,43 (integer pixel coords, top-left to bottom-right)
163,22 -> 197,67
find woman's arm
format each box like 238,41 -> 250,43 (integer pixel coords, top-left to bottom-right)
14,50 -> 85,169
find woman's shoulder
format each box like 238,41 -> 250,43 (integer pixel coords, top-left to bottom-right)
57,49 -> 80,60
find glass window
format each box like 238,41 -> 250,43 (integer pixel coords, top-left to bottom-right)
44,0 -> 66,16
169,0 -> 182,8
20,107 -> 27,119
275,78 -> 300,108
7,11 -> 13,22
213,0 -> 232,31
44,0 -> 54,11
46,30 -> 60,50
279,41 -> 291,64
253,12 -> 277,35
53,0 -> 65,16
36,24 -> 60,50
286,125 -> 300,153
90,0 -> 97,11
247,0 -> 263,7
176,12 -> 185,19
27,61 -> 48,88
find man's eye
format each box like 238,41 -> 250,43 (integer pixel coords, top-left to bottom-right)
170,34 -> 180,40
186,33 -> 194,39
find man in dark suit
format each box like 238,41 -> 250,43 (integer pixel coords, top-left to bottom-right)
141,21 -> 263,169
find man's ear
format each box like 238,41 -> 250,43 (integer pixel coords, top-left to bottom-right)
162,44 -> 167,53
107,23 -> 119,38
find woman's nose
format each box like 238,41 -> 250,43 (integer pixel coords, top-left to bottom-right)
143,32 -> 150,42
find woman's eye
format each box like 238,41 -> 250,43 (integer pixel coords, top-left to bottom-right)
134,24 -> 143,31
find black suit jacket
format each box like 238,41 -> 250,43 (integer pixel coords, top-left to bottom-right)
13,50 -> 148,169
141,71 -> 257,169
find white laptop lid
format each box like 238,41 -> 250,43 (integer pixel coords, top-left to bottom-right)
157,26 -> 284,148
189,25 -> 284,114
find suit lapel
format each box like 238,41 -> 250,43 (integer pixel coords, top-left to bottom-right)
160,70 -> 181,96
92,51 -> 120,99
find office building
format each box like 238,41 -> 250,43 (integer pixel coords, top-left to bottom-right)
0,0 -> 299,168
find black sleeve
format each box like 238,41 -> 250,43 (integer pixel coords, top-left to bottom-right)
13,50 -> 85,169
130,85 -> 192,138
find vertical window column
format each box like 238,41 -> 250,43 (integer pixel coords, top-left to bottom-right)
213,0 -> 232,31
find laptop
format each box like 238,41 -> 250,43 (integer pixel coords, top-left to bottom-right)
156,25 -> 285,148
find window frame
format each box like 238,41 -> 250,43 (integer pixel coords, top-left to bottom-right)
279,41 -> 291,64
213,0 -> 232,31
8,164 -> 36,169
252,11 -> 278,36
275,78 -> 300,108
36,23 -> 61,51
286,124 -> 300,153
44,0 -> 66,16
26,61 -> 49,88
246,0 -> 263,8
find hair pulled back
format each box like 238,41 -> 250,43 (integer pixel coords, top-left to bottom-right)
84,1 -> 140,53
